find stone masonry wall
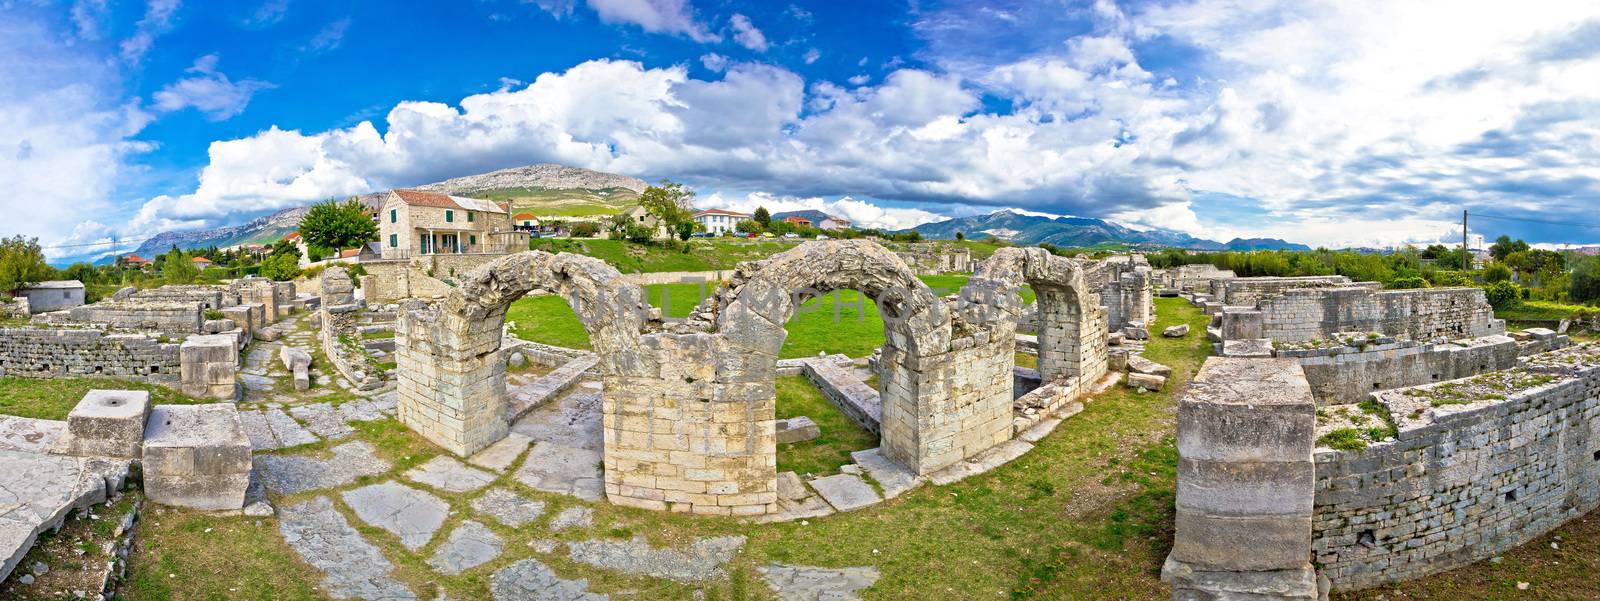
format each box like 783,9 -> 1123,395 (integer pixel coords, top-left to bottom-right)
60,301 -> 205,334
129,286 -> 226,310
1311,343 -> 1600,590
1254,287 -> 1503,343
1285,335 -> 1519,405
0,328 -> 180,382
1208,275 -> 1361,305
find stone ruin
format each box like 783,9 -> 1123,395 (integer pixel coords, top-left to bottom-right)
395,240 -> 1109,516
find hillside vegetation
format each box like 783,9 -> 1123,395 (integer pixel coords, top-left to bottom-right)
467,186 -> 641,217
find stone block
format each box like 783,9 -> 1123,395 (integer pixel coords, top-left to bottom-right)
1127,372 -> 1166,391
1220,338 -> 1274,358
1162,324 -> 1190,338
142,404 -> 252,510
180,334 -> 238,400
775,416 -> 820,444
1171,508 -> 1313,571
57,390 -> 151,458
1127,355 -> 1172,377
1177,359 -> 1314,464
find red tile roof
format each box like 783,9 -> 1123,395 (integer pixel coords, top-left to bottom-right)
122,254 -> 149,264
284,231 -> 301,241
190,257 -> 212,264
392,189 -> 459,209
783,216 -> 812,224
512,213 -> 537,221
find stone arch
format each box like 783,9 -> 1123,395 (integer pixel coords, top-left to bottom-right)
970,247 -> 1108,384
395,251 -> 649,456
712,240 -> 987,475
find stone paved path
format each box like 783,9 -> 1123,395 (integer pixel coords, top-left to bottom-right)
758,564 -> 880,601
404,456 -> 496,493
254,441 -> 390,494
510,388 -> 602,451
512,442 -> 603,501
567,536 -> 746,582
470,488 -> 546,528
342,481 -> 449,550
428,520 -> 503,575
240,408 -> 319,450
548,506 -> 593,532
278,496 -> 417,600
490,559 -> 607,601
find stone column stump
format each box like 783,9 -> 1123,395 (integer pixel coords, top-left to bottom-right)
180,334 -> 239,400
55,390 -> 151,458
142,404 -> 252,511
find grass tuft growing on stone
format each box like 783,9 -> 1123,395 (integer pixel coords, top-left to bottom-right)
0,377 -> 208,421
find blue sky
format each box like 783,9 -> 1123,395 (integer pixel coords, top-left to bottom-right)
3,0 -> 1600,261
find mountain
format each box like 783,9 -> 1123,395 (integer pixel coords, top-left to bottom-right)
770,209 -> 842,224
905,210 -> 1308,251
115,164 -> 648,262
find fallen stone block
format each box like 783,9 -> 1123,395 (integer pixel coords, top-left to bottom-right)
1163,324 -> 1190,338
142,404 -> 252,511
1128,372 -> 1167,391
1122,322 -> 1150,340
280,347 -> 312,392
1127,355 -> 1172,377
1108,331 -> 1126,346
56,390 -> 150,459
1221,338 -> 1274,358
775,416 -> 820,444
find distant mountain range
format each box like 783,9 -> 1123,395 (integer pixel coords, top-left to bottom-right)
106,164 -> 648,264
904,210 -> 1309,251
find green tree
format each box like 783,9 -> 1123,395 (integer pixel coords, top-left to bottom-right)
1482,262 -> 1513,283
1488,235 -> 1529,262
638,180 -> 695,235
162,248 -> 198,284
0,236 -> 50,294
62,262 -> 97,286
675,221 -> 695,241
1571,255 -> 1600,303
954,231 -> 964,241
752,207 -> 771,228
299,198 -> 377,252
569,222 -> 600,238
259,252 -> 301,281
735,219 -> 762,234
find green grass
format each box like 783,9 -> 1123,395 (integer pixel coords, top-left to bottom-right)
528,238 -> 798,274
125,509 -> 325,601
1496,299 -> 1597,322
0,377 -> 208,421
774,376 -> 878,476
507,275 -> 1035,359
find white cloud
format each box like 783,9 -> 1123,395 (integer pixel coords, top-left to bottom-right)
243,0 -> 288,27
582,0 -> 719,43
119,0 -> 181,63
802,48 -> 820,64
699,52 -> 727,72
151,54 -> 275,120
303,18 -> 350,54
729,13 -> 768,52
70,0 -> 110,40
846,74 -> 869,86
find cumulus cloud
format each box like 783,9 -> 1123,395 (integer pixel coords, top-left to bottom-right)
580,0 -> 718,42
151,54 -> 275,120
699,52 -> 727,72
728,13 -> 768,52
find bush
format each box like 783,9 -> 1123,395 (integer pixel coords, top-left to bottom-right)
1484,280 -> 1522,310
260,252 -> 301,281
1572,255 -> 1600,303
569,222 -> 600,238
1482,263 -> 1513,283
624,224 -> 654,244
1387,276 -> 1427,290
1429,270 -> 1473,287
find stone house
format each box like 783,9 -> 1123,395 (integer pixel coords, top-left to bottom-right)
782,215 -> 813,228
511,213 -> 540,230
692,208 -> 749,234
620,205 -> 669,238
773,210 -> 852,231
378,189 -> 524,260
16,280 -> 85,312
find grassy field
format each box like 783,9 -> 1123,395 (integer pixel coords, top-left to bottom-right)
528,238 -> 800,274
774,375 -> 878,476
1496,299 -> 1598,322
0,377 -> 208,421
506,275 -> 1034,359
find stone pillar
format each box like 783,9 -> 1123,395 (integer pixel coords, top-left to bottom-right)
180,334 -> 239,400
56,390 -> 151,458
601,334 -> 778,516
1034,285 -> 1108,384
395,302 -> 508,457
1164,357 -> 1319,600
142,404 -> 252,510
321,267 -> 355,307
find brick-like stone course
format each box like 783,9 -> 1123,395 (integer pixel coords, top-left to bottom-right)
1289,334 -> 1519,405
1238,286 -> 1503,344
0,327 -> 180,382
1311,343 -> 1600,590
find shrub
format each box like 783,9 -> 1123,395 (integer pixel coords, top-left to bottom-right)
204,309 -> 225,321
1482,263 -> 1513,283
569,222 -> 600,238
1317,428 -> 1368,452
1429,270 -> 1472,287
1387,276 -> 1427,290
1484,280 -> 1522,310
624,224 -> 654,244
1572,254 -> 1600,303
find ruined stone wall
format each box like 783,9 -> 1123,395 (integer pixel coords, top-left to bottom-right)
891,242 -> 972,275
414,253 -> 506,280
362,260 -> 458,302
129,286 -> 226,310
1098,269 -> 1152,331
1164,264 -> 1235,293
1284,335 -> 1519,405
230,279 -> 279,324
1254,287 -> 1503,343
57,301 -> 204,334
319,304 -> 384,391
0,327 -> 180,382
1311,344 -> 1600,590
1209,275 -> 1368,305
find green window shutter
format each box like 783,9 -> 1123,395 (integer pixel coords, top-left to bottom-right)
390,209 -> 396,223
389,234 -> 397,247
445,210 -> 453,222
468,211 -> 474,222
470,235 -> 477,245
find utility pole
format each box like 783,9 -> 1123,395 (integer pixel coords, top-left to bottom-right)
1461,210 -> 1469,270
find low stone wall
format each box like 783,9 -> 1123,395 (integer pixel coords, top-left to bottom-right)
1209,275 -> 1363,305
361,261 -> 456,302
1242,287 -> 1503,343
1160,264 -> 1236,293
1283,334 -> 1519,405
1311,343 -> 1600,590
799,356 -> 881,436
49,301 -> 205,334
502,338 -> 595,370
0,327 -> 180,382
129,285 -> 226,310
319,305 -> 385,390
